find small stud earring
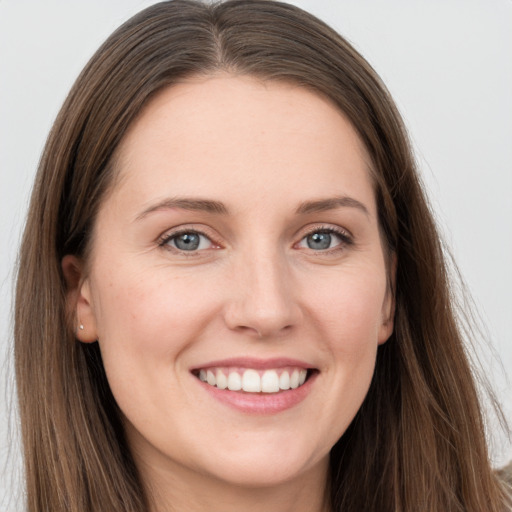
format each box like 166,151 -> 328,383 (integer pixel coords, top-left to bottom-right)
79,324 -> 84,330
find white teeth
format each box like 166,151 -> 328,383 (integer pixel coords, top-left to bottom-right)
290,369 -> 300,389
227,372 -> 242,391
198,367 -> 310,393
216,370 -> 228,389
206,370 -> 216,386
261,370 -> 280,393
242,369 -> 261,392
279,371 -> 290,390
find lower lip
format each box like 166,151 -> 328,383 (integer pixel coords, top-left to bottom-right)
195,372 -> 317,414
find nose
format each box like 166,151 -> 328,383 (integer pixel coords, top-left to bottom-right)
223,250 -> 302,338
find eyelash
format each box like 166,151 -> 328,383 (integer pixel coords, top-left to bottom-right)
297,225 -> 353,253
158,225 -> 353,255
158,228 -> 219,255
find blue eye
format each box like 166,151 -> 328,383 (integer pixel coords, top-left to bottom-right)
298,228 -> 348,251
163,231 -> 213,251
306,232 -> 332,250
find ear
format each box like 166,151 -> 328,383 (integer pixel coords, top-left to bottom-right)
61,255 -> 98,343
378,252 -> 397,345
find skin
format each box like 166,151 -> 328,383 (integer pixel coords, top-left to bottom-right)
64,75 -> 395,512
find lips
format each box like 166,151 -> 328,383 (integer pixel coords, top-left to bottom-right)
190,357 -> 317,408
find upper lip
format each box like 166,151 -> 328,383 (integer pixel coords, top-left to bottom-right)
190,357 -> 316,371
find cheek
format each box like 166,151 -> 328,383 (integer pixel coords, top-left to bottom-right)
311,270 -> 384,425
90,263 -> 222,370
308,266 -> 388,348
88,263 -> 227,435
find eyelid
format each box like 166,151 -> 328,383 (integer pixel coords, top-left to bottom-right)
157,225 -> 222,253
295,224 -> 354,252
301,223 -> 352,239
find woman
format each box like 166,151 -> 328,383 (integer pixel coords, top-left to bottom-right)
14,1 -> 511,511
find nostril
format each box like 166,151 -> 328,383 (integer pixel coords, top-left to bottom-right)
237,323 -> 294,339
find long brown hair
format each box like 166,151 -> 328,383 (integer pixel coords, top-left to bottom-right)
14,1 -> 510,510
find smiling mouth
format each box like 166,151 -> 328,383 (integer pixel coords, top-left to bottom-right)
193,367 -> 313,393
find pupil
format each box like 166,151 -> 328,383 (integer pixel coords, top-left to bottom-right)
307,232 -> 331,250
175,233 -> 200,251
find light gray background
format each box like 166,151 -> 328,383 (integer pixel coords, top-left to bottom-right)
1,1 -> 511,509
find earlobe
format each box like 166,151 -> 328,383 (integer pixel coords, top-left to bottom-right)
61,255 -> 98,343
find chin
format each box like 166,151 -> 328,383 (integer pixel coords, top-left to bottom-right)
191,433 -> 330,489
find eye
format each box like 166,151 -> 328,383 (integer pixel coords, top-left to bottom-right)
297,228 -> 351,251
161,230 -> 214,252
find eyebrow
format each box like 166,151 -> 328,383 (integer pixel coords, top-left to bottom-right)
295,196 -> 370,217
136,197 -> 229,220
135,194 -> 369,221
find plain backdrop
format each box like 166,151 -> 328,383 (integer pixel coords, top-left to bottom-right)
1,0 -> 511,509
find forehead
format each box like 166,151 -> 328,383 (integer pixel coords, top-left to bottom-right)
110,74 -> 376,216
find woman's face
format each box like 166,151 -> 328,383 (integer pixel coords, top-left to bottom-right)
70,75 -> 394,491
